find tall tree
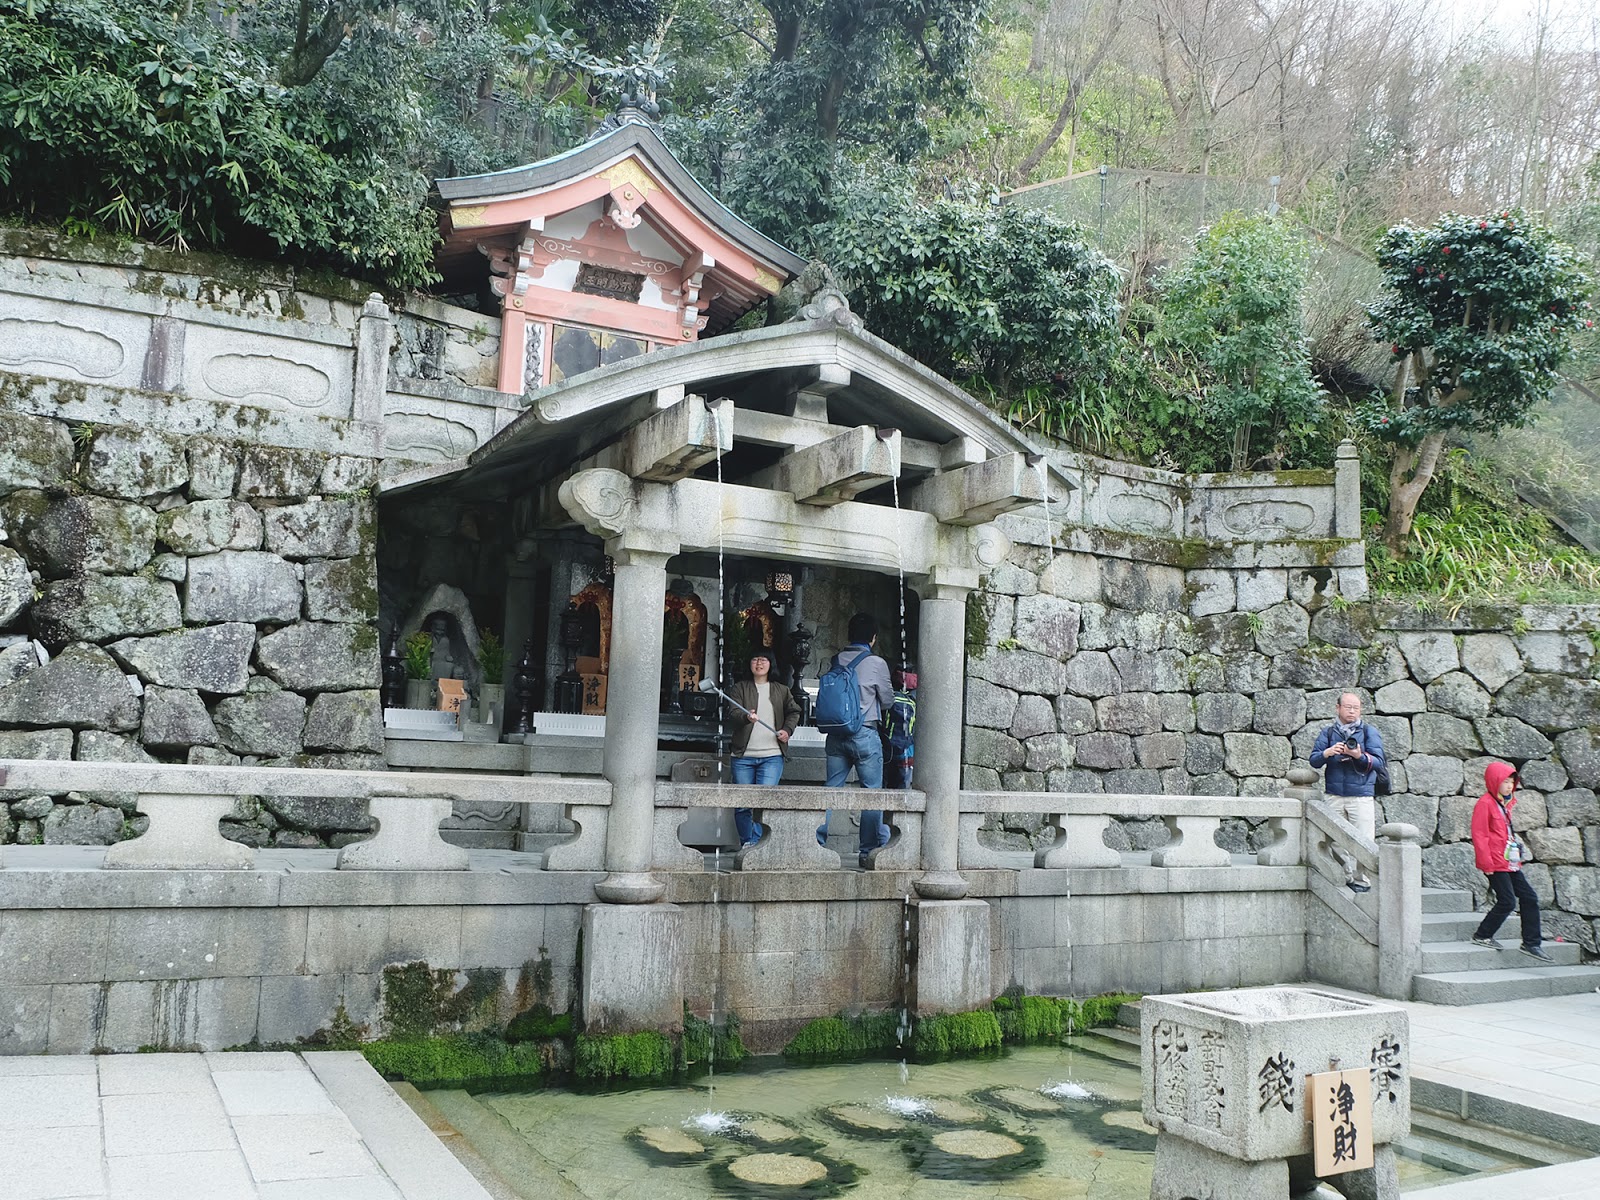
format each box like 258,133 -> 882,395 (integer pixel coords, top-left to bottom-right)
1012,0 -> 1125,182
1364,210 -> 1592,551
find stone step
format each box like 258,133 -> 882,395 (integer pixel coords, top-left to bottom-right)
1421,886 -> 1475,914
1420,940 -> 1583,972
1412,964 -> 1600,1005
1087,1024 -> 1140,1053
1421,912 -> 1481,943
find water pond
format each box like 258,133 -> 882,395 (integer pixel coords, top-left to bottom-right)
422,1038 -> 1554,1199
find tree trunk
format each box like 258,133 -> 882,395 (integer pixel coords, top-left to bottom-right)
1016,82 -> 1084,180
279,0 -> 353,87
1384,430 -> 1447,554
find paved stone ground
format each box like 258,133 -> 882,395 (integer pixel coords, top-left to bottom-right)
1381,990 -> 1600,1199
3,990 -> 1597,1198
0,1050 -> 491,1200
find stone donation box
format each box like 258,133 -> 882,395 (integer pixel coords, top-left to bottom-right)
1141,986 -> 1409,1200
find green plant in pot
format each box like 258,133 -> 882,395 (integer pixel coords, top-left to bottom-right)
478,628 -> 506,726
403,631 -> 434,709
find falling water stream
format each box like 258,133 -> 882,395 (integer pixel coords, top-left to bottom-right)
1033,454 -> 1073,999
706,398 -> 728,1101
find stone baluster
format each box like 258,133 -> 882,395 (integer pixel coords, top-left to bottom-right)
1035,811 -> 1121,868
103,794 -> 255,870
1334,438 -> 1361,539
913,578 -> 970,900
336,797 -> 469,870
596,541 -> 672,903
1150,814 -> 1231,867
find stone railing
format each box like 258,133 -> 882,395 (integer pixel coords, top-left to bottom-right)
0,760 -> 608,872
655,782 -> 926,872
956,792 -> 1304,870
1303,797 -> 1423,1000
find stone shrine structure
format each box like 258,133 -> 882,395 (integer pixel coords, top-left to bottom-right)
1,113 -> 1598,1054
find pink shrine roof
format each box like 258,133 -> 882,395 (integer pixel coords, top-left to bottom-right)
434,120 -> 807,336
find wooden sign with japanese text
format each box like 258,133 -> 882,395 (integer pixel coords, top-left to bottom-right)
1309,1068 -> 1373,1175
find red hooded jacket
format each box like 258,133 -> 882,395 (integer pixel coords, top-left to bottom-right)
1470,761 -> 1521,873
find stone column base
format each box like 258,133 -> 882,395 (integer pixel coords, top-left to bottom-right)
1151,1136 -> 1287,1200
580,903 -> 684,1034
910,898 -> 991,1015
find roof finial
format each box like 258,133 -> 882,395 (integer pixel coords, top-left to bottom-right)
591,66 -> 660,139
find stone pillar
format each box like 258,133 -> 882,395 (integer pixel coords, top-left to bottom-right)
911,898 -> 992,1014
1376,822 -> 1423,1001
1334,439 -> 1361,539
596,541 -> 674,903
354,293 -> 390,426
914,577 -> 971,900
580,902 -> 685,1033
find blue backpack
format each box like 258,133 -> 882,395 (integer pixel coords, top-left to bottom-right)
814,646 -> 868,734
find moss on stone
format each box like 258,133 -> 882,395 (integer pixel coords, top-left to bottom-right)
911,1010 -> 1003,1058
782,1011 -> 903,1063
574,1030 -> 677,1081
681,1008 -> 748,1069
379,961 -> 457,1040
361,1032 -> 560,1088
504,1003 -> 572,1043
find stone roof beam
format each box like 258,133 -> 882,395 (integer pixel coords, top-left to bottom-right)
904,452 -> 1046,526
745,425 -> 900,507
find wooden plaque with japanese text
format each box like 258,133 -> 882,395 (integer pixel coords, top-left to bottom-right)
1309,1067 -> 1373,1175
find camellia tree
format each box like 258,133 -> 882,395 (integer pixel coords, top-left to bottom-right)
1364,210 -> 1592,552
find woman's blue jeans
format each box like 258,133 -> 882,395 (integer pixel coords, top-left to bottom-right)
732,754 -> 783,845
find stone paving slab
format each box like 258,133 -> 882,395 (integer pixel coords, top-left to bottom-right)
0,1050 -> 492,1199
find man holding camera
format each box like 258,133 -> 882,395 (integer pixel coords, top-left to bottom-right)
1309,691 -> 1386,893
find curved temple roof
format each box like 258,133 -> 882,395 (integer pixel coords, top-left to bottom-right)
434,120 -> 806,335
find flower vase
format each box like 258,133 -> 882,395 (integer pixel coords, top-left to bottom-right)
404,679 -> 434,709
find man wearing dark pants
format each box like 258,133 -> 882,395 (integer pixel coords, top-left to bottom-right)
817,612 -> 894,865
1309,691 -> 1386,893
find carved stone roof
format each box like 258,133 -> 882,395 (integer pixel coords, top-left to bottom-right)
380,320 -> 1061,502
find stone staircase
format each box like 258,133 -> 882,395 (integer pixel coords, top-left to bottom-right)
1411,885 -> 1600,1005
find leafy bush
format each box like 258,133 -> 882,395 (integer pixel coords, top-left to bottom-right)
1160,212 -> 1325,470
0,0 -> 443,285
820,187 -> 1121,395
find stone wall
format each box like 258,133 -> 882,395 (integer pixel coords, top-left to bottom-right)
0,413 -> 383,849
961,521 -> 1600,953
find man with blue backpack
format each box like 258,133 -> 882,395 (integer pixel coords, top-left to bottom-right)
814,612 -> 895,865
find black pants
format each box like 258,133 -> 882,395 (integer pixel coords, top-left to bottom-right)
1475,870 -> 1541,947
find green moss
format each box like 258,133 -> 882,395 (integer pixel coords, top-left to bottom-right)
991,994 -> 1066,1043
1075,993 -> 1139,1029
783,1011 -> 903,1063
574,1031 -> 677,1081
504,1004 -> 572,1043
965,584 -> 993,656
911,1010 -> 1004,1058
379,961 -> 456,1040
681,1008 -> 748,1070
362,1032 -> 560,1088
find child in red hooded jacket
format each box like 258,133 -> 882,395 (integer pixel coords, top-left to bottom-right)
1469,761 -> 1552,960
